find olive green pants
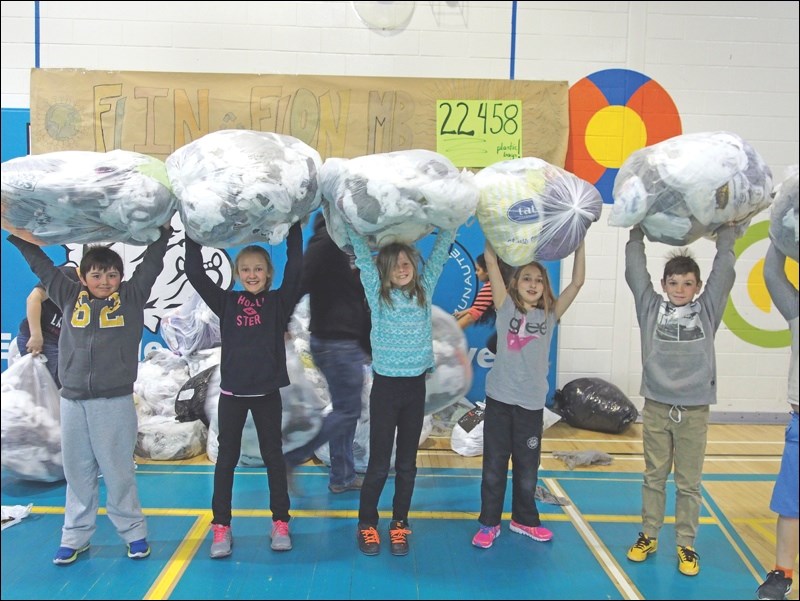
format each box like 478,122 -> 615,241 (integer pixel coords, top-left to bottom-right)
640,399 -> 710,548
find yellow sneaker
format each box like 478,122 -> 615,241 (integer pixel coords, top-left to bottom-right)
677,545 -> 700,576
626,532 -> 658,561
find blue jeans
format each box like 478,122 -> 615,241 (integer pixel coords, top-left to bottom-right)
284,337 -> 367,487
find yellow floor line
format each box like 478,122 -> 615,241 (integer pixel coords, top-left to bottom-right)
145,513 -> 212,600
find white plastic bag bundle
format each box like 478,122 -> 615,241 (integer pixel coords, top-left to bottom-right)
1,150 -> 176,245
321,149 -> 478,248
160,290 -> 221,356
135,416 -> 207,461
134,349 -> 191,416
166,130 -> 322,247
1,354 -> 64,482
426,306 -> 472,415
475,157 -> 602,265
770,165 -> 799,261
609,131 -> 773,245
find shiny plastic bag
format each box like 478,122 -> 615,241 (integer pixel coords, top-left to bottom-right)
551,377 -> 637,434
1,354 -> 64,481
770,165 -> 799,261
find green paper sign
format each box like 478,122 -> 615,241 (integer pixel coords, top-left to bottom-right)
436,99 -> 522,168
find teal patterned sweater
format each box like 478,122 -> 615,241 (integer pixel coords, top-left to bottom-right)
348,226 -> 456,377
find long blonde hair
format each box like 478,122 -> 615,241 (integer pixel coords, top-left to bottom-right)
507,261 -> 556,315
234,245 -> 274,290
375,242 -> 426,307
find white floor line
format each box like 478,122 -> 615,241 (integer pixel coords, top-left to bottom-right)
544,477 -> 643,601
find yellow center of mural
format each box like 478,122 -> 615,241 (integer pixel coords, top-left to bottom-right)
751,257 -> 800,312
585,106 -> 647,169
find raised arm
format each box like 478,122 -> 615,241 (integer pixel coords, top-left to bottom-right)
421,228 -> 456,292
278,221 -> 304,316
484,241 -> 508,310
624,225 -> 655,310
554,239 -> 586,320
764,241 -> 799,321
702,223 -> 737,326
183,235 -> 225,315
127,224 -> 172,302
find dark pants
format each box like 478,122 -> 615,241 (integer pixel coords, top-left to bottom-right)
212,391 -> 290,525
358,371 -> 426,526
284,336 -> 366,487
478,396 -> 544,528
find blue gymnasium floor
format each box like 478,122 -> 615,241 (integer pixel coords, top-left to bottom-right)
0,463 -> 773,600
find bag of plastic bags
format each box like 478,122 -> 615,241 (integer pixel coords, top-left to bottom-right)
321,149 -> 478,248
770,166 -> 799,261
166,130 -> 322,247
1,354 -> 64,481
1,150 -> 176,245
609,131 -> 773,245
551,377 -> 637,434
161,290 -> 221,356
475,157 -> 602,265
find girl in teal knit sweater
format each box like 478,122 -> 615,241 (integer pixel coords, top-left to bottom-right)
347,224 -> 456,557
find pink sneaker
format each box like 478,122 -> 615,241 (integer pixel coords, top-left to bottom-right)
472,524 -> 501,548
509,520 -> 553,542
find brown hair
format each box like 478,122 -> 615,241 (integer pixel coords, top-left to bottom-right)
507,261 -> 556,315
375,242 -> 426,308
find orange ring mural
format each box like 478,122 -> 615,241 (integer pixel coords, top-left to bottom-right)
566,69 -> 682,203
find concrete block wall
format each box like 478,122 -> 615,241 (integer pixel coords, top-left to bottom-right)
1,1 -> 798,419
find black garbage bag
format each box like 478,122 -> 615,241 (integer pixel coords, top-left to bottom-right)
174,365 -> 216,427
551,377 -> 637,434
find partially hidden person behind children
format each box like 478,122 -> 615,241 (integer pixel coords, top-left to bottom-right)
471,238 -> 585,550
284,212 -> 371,494
15,263 -> 81,387
7,224 -> 172,565
347,223 -> 456,557
624,223 -> 736,576
184,221 -> 302,559
756,238 -> 798,601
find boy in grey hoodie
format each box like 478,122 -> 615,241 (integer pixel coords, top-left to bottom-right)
623,224 -> 735,577
7,225 -> 171,565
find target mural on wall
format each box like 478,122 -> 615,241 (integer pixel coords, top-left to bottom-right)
565,68 -> 682,203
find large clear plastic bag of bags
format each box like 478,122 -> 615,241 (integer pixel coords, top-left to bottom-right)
135,417 -> 207,461
551,377 -> 638,435
320,149 -> 478,248
427,306 -> 472,415
770,165 -> 799,261
166,129 -> 322,248
609,131 -> 773,245
1,354 -> 64,482
1,150 -> 176,245
160,290 -> 221,356
475,157 -> 602,265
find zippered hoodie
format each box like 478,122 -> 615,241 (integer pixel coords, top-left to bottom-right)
8,228 -> 171,400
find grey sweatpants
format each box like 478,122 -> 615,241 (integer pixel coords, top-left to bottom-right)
59,394 -> 147,548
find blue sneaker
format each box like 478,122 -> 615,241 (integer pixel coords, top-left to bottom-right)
53,543 -> 90,565
127,538 -> 151,559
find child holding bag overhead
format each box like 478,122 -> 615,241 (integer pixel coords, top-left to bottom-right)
348,224 -> 456,557
184,221 -> 302,558
472,239 -> 585,549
